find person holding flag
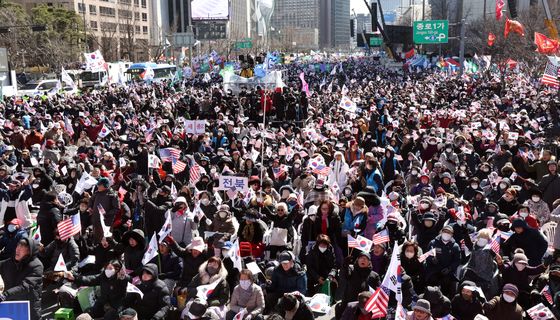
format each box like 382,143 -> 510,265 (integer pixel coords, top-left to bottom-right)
64,259 -> 130,319
185,256 -> 230,318
425,226 -> 461,298
227,269 -> 265,320
123,263 -> 171,320
337,251 -> 380,318
117,229 -> 146,277
463,228 -> 502,298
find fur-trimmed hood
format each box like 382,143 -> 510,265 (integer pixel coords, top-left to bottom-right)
198,260 -> 228,285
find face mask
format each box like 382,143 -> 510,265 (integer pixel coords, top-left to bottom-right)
294,164 -> 300,168
460,166 -> 467,171
405,251 -> 415,259
441,233 -> 452,242
515,263 -> 526,271
319,246 -> 327,253
471,184 -> 479,189
420,203 -> 430,210
201,199 -> 210,206
499,183 -> 507,189
481,168 -> 490,173
519,211 -> 528,218
411,170 -> 418,175
503,294 -> 516,303
477,238 -> 488,247
240,280 -> 251,290
532,196 -> 540,202
207,266 -> 218,274
309,215 -> 316,221
105,268 -> 116,278
7,225 -> 16,233
219,212 -> 227,218
446,148 -> 452,153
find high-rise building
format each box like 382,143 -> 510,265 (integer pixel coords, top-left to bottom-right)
319,0 -> 351,48
230,0 -> 254,40
13,0 -> 153,61
271,0 -> 321,49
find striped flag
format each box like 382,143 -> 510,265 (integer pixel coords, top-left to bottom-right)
372,229 -> 390,245
365,285 -> 390,317
541,62 -> 559,88
541,285 -> 553,304
58,215 -> 81,241
347,234 -> 360,248
97,204 -> 106,215
172,158 -> 187,174
159,148 -> 181,162
351,235 -> 373,253
418,248 -> 436,263
189,162 -> 205,185
487,233 -> 501,254
500,231 -> 513,241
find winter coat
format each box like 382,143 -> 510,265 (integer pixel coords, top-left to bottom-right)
117,229 -> 146,275
342,203 -> 368,235
170,209 -> 198,246
305,244 -> 337,288
524,199 -> 551,225
169,240 -> 210,287
466,246 -> 496,282
451,281 -> 484,320
128,264 -> 171,320
74,270 -> 129,309
419,286 -> 451,318
0,228 -> 27,260
144,195 -> 173,239
328,159 -> 349,192
538,173 -> 560,210
229,283 -> 265,317
502,219 -> 548,266
426,235 -> 461,279
363,205 -> 385,240
36,201 -> 63,245
187,261 -> 230,306
211,214 -> 236,235
0,237 -> 43,320
483,296 -> 523,320
401,255 -> 425,293
549,205 -> 560,250
293,174 -> 316,198
150,252 -> 182,280
341,260 -> 380,304
88,188 -> 120,241
273,294 -> 314,320
269,261 -> 307,295
499,262 -> 546,294
312,213 -> 342,247
42,237 -> 80,272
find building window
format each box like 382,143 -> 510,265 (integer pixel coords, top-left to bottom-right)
142,26 -> 148,34
90,21 -> 98,30
118,0 -> 131,4
119,9 -> 132,19
141,13 -> 147,21
101,22 -> 117,32
140,0 -> 146,8
89,5 -> 96,14
134,12 -> 140,20
77,2 -> 85,13
133,0 -> 139,5
99,6 -> 116,16
135,25 -> 140,33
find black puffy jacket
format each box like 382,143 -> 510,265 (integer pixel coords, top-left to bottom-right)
0,236 -> 44,320
128,263 -> 171,320
74,269 -> 129,309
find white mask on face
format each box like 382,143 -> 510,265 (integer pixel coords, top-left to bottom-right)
515,263 -> 526,271
318,246 -> 328,253
420,203 -> 430,210
519,211 -> 528,218
532,196 -> 540,202
309,215 -> 317,221
446,148 -> 452,153
201,199 -> 210,206
411,170 -> 418,175
503,294 -> 516,303
219,212 -> 227,218
105,268 -> 116,278
477,238 -> 488,247
441,233 -> 452,242
471,183 -> 479,189
499,183 -> 507,189
239,280 -> 251,290
405,251 -> 415,259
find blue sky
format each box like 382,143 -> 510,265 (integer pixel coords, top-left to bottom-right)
351,0 -> 401,14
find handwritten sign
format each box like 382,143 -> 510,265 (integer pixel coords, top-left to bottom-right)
184,120 -> 206,134
218,176 -> 248,193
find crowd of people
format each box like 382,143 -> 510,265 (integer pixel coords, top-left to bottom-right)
0,54 -> 559,320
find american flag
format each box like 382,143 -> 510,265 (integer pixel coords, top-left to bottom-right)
272,165 -> 288,179
418,248 -> 436,263
189,162 -> 205,185
541,62 -> 559,88
159,148 -> 181,162
347,234 -> 360,248
97,204 -> 106,215
487,233 -> 500,254
58,214 -> 81,241
500,231 -> 513,241
372,229 -> 390,245
541,285 -> 553,304
308,159 -> 331,176
172,157 -> 187,174
365,285 -> 390,318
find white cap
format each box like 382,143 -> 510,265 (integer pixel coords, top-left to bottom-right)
174,196 -> 187,205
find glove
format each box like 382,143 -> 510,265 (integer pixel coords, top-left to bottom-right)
0,293 -> 6,302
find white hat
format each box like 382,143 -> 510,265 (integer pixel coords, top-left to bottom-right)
186,237 -> 206,252
174,196 -> 187,205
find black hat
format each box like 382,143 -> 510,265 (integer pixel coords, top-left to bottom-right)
188,299 -> 208,317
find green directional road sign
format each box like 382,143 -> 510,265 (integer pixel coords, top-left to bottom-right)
369,37 -> 383,46
235,40 -> 253,49
413,20 -> 449,44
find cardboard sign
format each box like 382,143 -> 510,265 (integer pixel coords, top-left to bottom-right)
218,176 -> 248,192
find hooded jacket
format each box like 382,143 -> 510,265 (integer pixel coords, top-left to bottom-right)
342,201 -> 368,235
341,256 -> 380,304
36,200 -> 63,245
502,219 -> 548,266
0,237 -> 43,320
129,263 -> 171,320
269,260 -> 308,295
426,234 -> 461,279
74,267 -> 130,310
419,286 -> 451,318
483,295 -> 523,320
187,260 -> 230,307
451,281 -> 484,320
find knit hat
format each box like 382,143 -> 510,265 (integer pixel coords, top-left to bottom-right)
97,177 -> 110,188
512,249 -> 528,265
413,299 -> 431,315
502,283 -> 519,298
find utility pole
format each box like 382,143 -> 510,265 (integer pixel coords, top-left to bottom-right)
82,0 -> 87,52
459,18 -> 465,76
